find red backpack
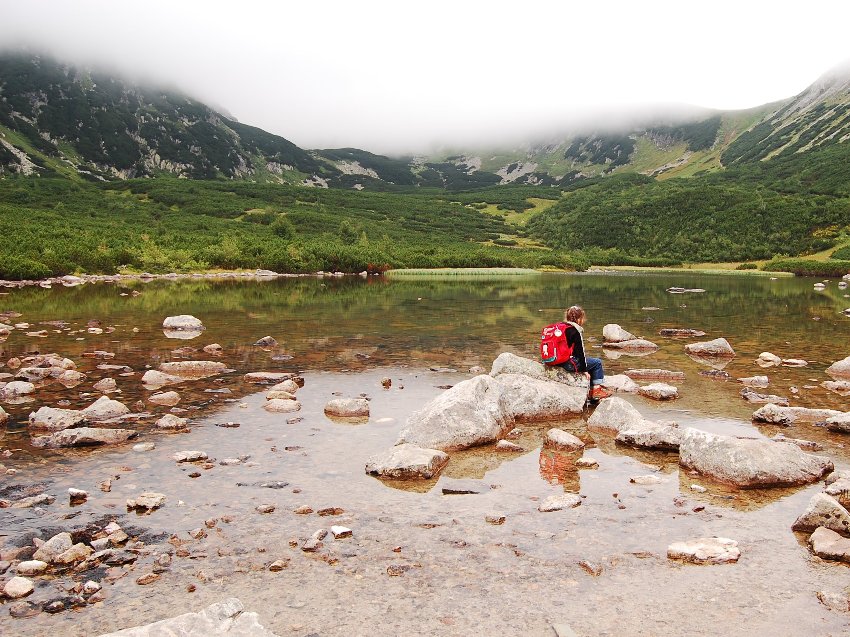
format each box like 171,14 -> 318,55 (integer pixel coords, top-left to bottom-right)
540,322 -> 574,366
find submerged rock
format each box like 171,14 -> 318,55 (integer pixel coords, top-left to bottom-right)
756,352 -> 782,368
679,428 -> 833,488
667,537 -> 740,564
97,598 -> 278,637
740,388 -> 788,406
738,375 -> 769,388
659,328 -> 706,338
28,406 -> 87,431
141,370 -> 185,388
623,369 -> 685,381
158,361 -> 227,378
31,427 -> 137,448
397,375 -> 513,451
638,383 -> 679,400
752,403 -> 843,425
826,413 -> 850,433
155,413 -> 188,431
365,444 -> 449,479
684,338 -> 735,358
149,391 -> 181,406
265,399 -> 302,414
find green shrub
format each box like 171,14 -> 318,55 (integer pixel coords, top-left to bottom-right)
763,258 -> 850,277
736,263 -> 757,270
0,256 -> 52,280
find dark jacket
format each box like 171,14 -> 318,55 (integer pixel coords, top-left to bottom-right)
564,321 -> 587,373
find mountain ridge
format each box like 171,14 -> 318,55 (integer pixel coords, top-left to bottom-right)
2,52 -> 850,189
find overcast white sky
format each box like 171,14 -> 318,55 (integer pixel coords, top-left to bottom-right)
2,0 -> 849,154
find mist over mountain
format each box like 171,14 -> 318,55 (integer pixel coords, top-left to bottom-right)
1,51 -> 850,190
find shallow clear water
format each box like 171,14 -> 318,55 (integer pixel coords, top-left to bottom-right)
1,272 -> 849,636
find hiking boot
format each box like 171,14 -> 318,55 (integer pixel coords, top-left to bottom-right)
590,386 -> 612,400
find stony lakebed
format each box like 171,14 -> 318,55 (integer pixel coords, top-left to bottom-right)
1,272 -> 850,636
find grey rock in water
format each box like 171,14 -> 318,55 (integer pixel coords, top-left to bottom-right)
126,492 -> 166,511
324,398 -> 369,418
33,532 -> 73,562
602,374 -> 640,393
495,440 -> 523,452
96,597 -> 280,637
31,427 -> 137,448
630,474 -> 663,485
365,444 -> 449,479
3,576 -> 34,599
752,403 -> 843,425
602,324 -> 638,343
82,395 -> 131,422
737,375 -> 770,388
265,398 -> 303,414
492,373 -> 586,422
826,355 -> 850,378
587,397 -> 645,434
684,338 -> 735,358
140,369 -> 185,388
538,493 -> 582,512
397,375 -> 513,451
158,360 -> 227,378
161,315 -> 205,331
638,383 -> 679,400
244,371 -> 298,383
822,380 -> 850,395
792,493 -> 850,536
826,413 -> 850,434
624,369 -> 685,381
0,404 -> 8,425
1,380 -> 35,397
489,352 -> 588,388
659,328 -> 706,337
93,377 -> 117,392
809,526 -> 850,562
148,391 -> 181,406
544,429 -> 585,451
173,450 -> 207,462
254,336 -> 278,347
269,379 -> 300,394
680,428 -> 833,488
28,406 -> 87,431
603,338 -> 658,352
616,420 -> 681,451
756,352 -> 782,368
667,537 -> 740,564
740,388 -> 789,405
155,413 -> 188,431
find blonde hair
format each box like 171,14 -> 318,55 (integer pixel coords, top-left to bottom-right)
565,305 -> 586,323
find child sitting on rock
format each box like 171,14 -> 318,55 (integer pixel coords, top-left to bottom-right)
562,305 -> 612,400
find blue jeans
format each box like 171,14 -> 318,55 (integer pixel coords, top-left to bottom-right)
560,357 -> 605,386
586,357 -> 605,386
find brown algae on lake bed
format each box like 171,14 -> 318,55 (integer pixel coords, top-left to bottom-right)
1,274 -> 850,636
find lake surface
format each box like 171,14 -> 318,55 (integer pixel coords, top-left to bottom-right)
1,272 -> 849,636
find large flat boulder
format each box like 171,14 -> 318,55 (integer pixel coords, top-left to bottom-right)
397,375 -> 513,451
679,428 -> 833,488
809,527 -> 850,562
826,413 -> 850,434
365,444 -> 449,479
586,397 -> 645,434
752,403 -> 844,425
492,373 -> 586,422
97,598 -> 279,637
489,352 -> 588,388
31,427 -> 137,449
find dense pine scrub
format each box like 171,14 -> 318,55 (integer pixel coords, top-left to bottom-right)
0,178 -> 586,279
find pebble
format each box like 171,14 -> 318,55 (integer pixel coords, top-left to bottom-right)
256,505 -> 275,514
83,581 -> 102,595
294,506 -> 313,514
576,457 -> 599,469
330,526 -> 352,539
269,559 -> 290,571
68,488 -> 88,504
4,576 -> 35,598
485,515 -> 506,525
136,572 -> 160,585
